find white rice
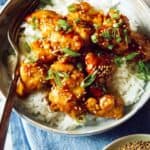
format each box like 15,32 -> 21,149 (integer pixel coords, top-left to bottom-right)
16,0 -> 146,130
109,61 -> 145,106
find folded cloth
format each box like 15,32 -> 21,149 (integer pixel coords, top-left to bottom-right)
0,0 -> 5,5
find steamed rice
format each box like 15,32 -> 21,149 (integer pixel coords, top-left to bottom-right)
15,0 -> 146,130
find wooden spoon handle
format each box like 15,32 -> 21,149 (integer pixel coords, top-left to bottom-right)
0,77 -> 17,150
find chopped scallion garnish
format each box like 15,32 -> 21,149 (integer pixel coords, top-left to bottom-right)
91,34 -> 98,43
116,36 -> 122,43
125,52 -> 138,61
57,19 -> 72,31
123,29 -> 130,44
62,48 -> 81,57
136,61 -> 150,81
111,13 -> 120,19
81,71 -> 97,88
114,56 -> 123,67
31,17 -> 38,29
101,30 -> 111,39
46,70 -> 69,86
77,63 -> 83,71
93,24 -> 100,29
113,23 -> 120,28
22,42 -> 31,53
108,44 -> 114,50
68,4 -> 77,12
54,72 -> 62,87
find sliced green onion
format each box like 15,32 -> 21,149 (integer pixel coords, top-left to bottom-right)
113,23 -> 120,28
53,72 -> 62,87
114,56 -> 123,67
77,63 -> 83,71
32,17 -> 37,29
91,34 -> 98,43
101,30 -> 111,39
108,44 -> 114,50
68,4 -> 77,12
112,28 -> 118,39
46,70 -> 53,80
57,72 -> 69,78
25,54 -> 38,63
136,61 -> 150,81
137,61 -> 146,72
116,36 -> 122,43
81,71 -> 97,88
62,48 -> 81,57
93,24 -> 100,29
136,73 -> 150,81
111,13 -> 120,19
57,19 -> 71,31
75,18 -> 81,24
110,8 -> 120,19
125,52 -> 138,61
46,70 -> 69,86
123,29 -> 131,44
22,42 -> 31,53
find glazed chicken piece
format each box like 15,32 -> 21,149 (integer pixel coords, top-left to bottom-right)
67,2 -> 103,44
130,31 -> 150,61
26,10 -> 83,52
48,61 -> 86,118
16,62 -> 47,96
67,2 -> 103,26
93,8 -> 131,54
30,39 -> 56,63
26,10 -> 61,37
86,95 -> 124,119
85,52 -> 116,84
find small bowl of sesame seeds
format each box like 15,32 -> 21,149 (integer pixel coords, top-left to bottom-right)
104,134 -> 150,150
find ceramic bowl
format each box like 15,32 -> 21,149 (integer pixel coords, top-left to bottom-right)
0,0 -> 150,136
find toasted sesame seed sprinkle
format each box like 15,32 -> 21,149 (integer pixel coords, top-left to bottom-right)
119,141 -> 150,150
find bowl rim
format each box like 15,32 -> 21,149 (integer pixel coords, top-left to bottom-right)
103,134 -> 150,150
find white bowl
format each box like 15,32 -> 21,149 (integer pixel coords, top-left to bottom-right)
0,0 -> 150,136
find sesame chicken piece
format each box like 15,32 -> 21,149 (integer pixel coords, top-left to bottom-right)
30,39 -> 56,63
51,61 -> 74,73
130,31 -> 150,61
49,86 -> 85,118
48,31 -> 83,52
26,10 -> 61,37
26,10 -> 83,52
67,2 -> 103,25
48,62 -> 86,118
86,95 -> 124,119
68,21 -> 94,45
93,8 -> 130,54
67,2 -> 103,44
16,63 -> 47,96
85,52 -> 116,84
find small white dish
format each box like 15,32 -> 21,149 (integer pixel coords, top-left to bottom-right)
104,134 -> 150,150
